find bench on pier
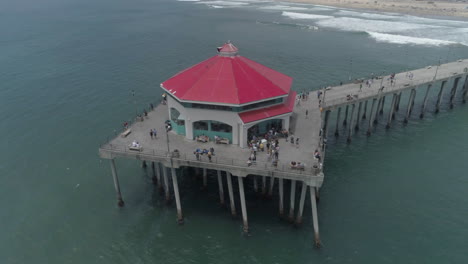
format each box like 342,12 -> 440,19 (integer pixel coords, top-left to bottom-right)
216,137 -> 229,144
128,144 -> 142,151
196,135 -> 209,143
121,129 -> 132,138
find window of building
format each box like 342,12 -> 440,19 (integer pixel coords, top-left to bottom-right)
193,121 -> 209,130
211,121 -> 232,133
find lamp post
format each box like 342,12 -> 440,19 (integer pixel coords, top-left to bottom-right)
348,58 -> 353,81
433,58 -> 441,82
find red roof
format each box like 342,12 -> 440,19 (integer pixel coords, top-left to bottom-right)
239,91 -> 296,124
161,43 -> 292,105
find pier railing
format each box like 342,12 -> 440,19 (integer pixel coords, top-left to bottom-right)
100,143 -> 322,176
322,71 -> 464,109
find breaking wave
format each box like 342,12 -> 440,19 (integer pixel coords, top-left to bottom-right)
260,5 -> 308,11
282,11 -> 333,20
316,17 -> 442,33
367,32 -> 458,46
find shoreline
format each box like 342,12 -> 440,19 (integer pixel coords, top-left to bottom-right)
282,0 -> 468,19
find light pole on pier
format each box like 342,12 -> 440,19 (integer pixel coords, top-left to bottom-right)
433,58 -> 441,82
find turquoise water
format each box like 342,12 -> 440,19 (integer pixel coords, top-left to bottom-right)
1,0 -> 467,263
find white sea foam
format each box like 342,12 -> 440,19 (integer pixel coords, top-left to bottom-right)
197,1 -> 249,6
261,5 -> 308,11
316,17 -> 441,33
367,32 -> 457,46
335,10 -> 400,20
210,5 -> 224,8
282,11 -> 333,20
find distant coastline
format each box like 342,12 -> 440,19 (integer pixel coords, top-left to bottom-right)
282,0 -> 468,19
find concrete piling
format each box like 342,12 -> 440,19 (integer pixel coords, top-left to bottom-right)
334,107 -> 342,137
262,176 -> 267,196
295,182 -> 307,226
355,102 -> 362,131
310,187 -> 321,248
253,176 -> 258,193
449,77 -> 460,109
171,167 -> 183,224
203,168 -> 207,189
268,176 -> 275,198
288,180 -> 296,222
420,84 -> 432,118
347,104 -> 356,143
343,105 -> 349,126
404,89 -> 416,124
279,178 -> 284,217
151,162 -> 157,185
395,92 -> 402,112
386,94 -> 397,129
374,97 -> 382,125
110,159 -> 124,207
379,96 -> 386,115
217,170 -> 225,206
362,100 -> 368,120
162,165 -> 170,202
238,176 -> 249,233
226,172 -> 236,217
435,81 -> 447,113
463,75 -> 468,104
367,98 -> 377,136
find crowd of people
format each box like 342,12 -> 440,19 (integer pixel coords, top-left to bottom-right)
193,147 -> 215,162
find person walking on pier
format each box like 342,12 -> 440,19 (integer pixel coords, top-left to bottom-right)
359,83 -> 362,92
306,109 -> 309,119
296,138 -> 300,148
153,129 -> 157,139
149,129 -> 153,139
207,151 -> 212,162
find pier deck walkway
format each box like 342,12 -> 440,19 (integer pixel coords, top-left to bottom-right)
322,59 -> 468,110
99,94 -> 324,185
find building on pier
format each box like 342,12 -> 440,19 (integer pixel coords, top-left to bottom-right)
160,42 -> 296,148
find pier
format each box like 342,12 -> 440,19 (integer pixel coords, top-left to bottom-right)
98,55 -> 468,248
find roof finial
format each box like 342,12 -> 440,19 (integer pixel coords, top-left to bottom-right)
218,41 -> 238,57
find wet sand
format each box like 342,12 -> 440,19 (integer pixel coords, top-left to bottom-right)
284,0 -> 468,18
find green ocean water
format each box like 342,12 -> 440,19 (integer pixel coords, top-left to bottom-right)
1,0 -> 467,263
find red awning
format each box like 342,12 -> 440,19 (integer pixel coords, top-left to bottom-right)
239,91 -> 296,124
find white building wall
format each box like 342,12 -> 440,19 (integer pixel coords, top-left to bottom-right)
167,95 -> 242,145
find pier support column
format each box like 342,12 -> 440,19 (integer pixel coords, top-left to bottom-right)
261,176 -> 267,196
141,161 -> 147,168
171,167 -> 183,224
288,180 -> 297,222
355,102 -> 362,131
343,105 -> 349,126
110,159 -> 124,207
253,176 -> 258,193
156,163 -> 162,190
151,162 -> 157,185
310,187 -> 321,248
279,178 -> 284,217
217,170 -> 225,206
379,96 -> 386,115
420,84 -> 432,118
268,176 -> 275,198
366,98 -> 377,136
373,97 -> 382,125
295,182 -> 308,226
362,100 -> 368,120
334,107 -> 342,137
386,94 -> 397,129
162,165 -> 170,202
462,75 -> 468,104
449,77 -> 460,109
322,110 -> 331,138
435,81 -> 447,113
238,176 -> 249,233
404,89 -> 416,124
226,172 -> 236,217
347,104 -> 356,143
203,168 -> 207,189
395,92 -> 402,112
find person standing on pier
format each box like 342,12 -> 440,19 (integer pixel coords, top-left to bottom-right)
359,83 -> 362,92
296,138 -> 300,148
306,109 -> 309,119
149,129 -> 153,139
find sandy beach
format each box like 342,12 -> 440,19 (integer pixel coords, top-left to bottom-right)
284,0 -> 468,18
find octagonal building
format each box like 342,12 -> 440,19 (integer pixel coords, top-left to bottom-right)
160,42 -> 296,148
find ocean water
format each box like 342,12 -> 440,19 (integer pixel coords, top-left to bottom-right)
0,0 -> 467,263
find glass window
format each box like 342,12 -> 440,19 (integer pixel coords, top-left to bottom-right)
194,121 -> 209,130
211,121 -> 232,133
